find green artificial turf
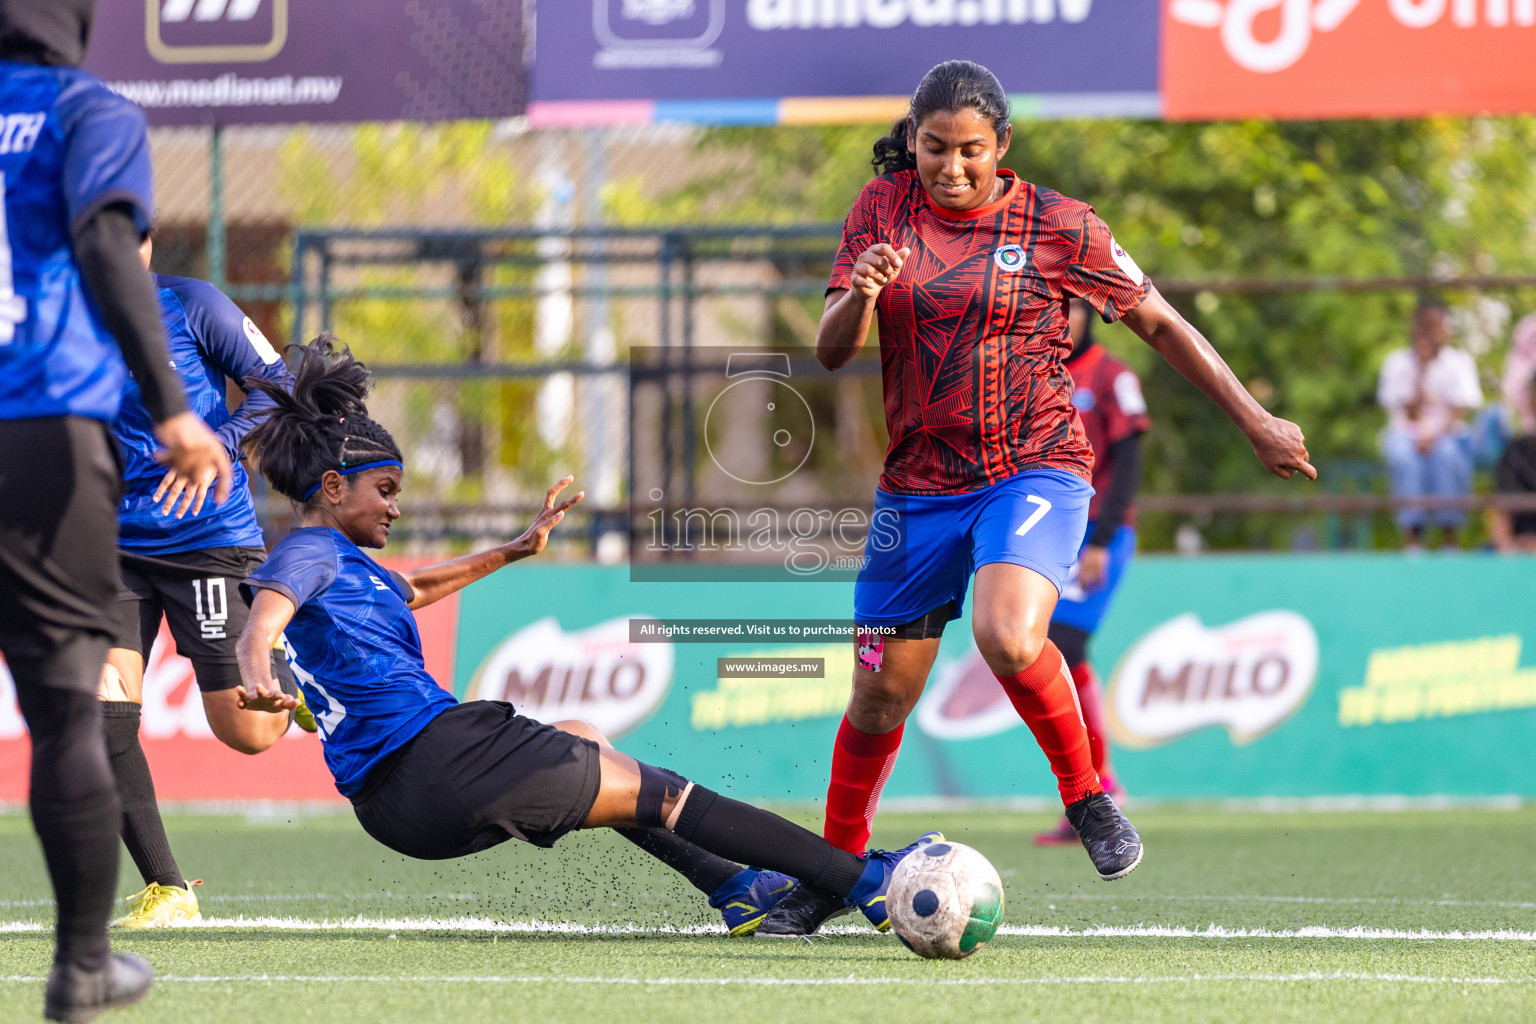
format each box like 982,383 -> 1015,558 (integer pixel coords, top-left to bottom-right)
1,806 -> 1533,1023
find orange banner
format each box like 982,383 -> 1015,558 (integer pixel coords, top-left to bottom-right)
1164,0 -> 1536,120
0,559 -> 459,804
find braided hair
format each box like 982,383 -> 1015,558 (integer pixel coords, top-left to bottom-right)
243,333 -> 402,506
872,59 -> 1011,176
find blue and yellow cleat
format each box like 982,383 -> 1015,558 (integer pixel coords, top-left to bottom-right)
845,831 -> 945,932
709,868 -> 798,936
290,685 -> 318,734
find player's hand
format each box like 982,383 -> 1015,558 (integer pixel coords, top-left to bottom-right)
1077,545 -> 1110,590
235,679 -> 298,714
1248,414 -> 1317,481
153,465 -> 218,519
154,412 -> 234,507
849,244 -> 911,300
514,476 -> 584,557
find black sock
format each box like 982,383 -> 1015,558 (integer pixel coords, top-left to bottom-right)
12,647 -> 121,972
672,787 -> 864,899
101,701 -> 184,889
614,827 -> 742,898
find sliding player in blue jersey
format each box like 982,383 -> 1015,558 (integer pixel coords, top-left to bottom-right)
99,232 -> 302,930
233,336 -> 940,939
0,2 -> 233,1019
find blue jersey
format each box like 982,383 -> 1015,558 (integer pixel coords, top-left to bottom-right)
113,275 -> 289,554
243,528 -> 456,798
0,61 -> 153,422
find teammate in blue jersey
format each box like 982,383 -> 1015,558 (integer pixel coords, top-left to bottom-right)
0,2 -> 233,1019
234,336 -> 940,939
98,231 -> 302,931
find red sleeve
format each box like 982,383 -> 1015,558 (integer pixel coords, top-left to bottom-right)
1064,208 -> 1151,324
828,181 -> 881,293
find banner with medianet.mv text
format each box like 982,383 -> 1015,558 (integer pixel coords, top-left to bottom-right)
82,0 -> 524,126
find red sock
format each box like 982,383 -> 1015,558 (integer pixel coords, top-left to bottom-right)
822,716 -> 904,854
995,640 -> 1102,807
1070,660 -> 1112,780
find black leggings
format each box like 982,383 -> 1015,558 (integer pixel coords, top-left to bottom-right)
0,418 -> 125,970
10,643 -> 121,971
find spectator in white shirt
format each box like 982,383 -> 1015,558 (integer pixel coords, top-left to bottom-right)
1377,299 -> 1483,549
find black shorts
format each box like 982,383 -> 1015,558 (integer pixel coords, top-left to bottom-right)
351,701 -> 603,860
113,546 -> 286,692
0,417 -> 122,677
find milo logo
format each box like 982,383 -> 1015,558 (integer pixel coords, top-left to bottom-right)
469,616 -> 674,738
913,649 -> 1020,741
1107,611 -> 1318,747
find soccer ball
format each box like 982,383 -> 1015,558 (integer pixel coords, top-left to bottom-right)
887,841 -> 1005,960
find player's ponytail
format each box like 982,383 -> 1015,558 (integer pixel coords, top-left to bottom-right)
243,332 -> 403,506
872,59 -> 1012,176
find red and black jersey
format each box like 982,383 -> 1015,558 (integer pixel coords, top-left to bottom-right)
829,169 -> 1151,496
1067,343 -> 1151,523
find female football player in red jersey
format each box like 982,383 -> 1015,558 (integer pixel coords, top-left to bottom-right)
1034,298 -> 1149,845
758,60 -> 1315,936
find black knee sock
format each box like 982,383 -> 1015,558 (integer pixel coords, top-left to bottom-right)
12,655 -> 121,972
101,701 -> 184,889
672,787 -> 864,899
614,828 -> 742,897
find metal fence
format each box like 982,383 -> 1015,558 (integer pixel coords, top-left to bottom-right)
149,123 -> 1536,556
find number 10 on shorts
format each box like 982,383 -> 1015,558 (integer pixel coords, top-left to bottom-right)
192,577 -> 229,639
1014,495 -> 1052,536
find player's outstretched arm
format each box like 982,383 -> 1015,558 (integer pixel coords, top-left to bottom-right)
815,243 -> 910,371
398,476 -> 584,610
235,589 -> 300,714
73,205 -> 235,503
1121,287 -> 1317,481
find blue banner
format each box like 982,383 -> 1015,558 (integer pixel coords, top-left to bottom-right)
529,0 -> 1161,124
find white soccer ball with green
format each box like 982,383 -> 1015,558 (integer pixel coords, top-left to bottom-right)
887,840 -> 1005,959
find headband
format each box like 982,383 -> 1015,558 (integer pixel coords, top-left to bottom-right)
301,460 -> 403,501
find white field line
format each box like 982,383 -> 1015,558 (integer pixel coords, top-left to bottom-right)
2,918 -> 1534,941
1019,893 -> 1536,910
1,972 -> 1533,986
5,892 -> 1534,910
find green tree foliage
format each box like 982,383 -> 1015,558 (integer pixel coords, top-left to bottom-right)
609,118 -> 1536,547
277,122 -> 553,499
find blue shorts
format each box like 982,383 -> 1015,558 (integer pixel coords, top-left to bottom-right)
1051,522 -> 1137,635
854,469 -> 1092,627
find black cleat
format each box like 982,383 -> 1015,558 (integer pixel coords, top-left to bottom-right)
44,954 -> 153,1023
753,883 -> 850,937
1065,790 -> 1143,881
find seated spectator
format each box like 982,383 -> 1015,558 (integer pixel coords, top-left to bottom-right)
1490,373 -> 1536,554
1503,312 -> 1536,435
1376,298 -> 1483,549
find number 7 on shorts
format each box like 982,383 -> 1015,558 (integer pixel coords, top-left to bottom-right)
1014,495 -> 1052,537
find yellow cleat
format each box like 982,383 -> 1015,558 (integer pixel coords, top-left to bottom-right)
112,880 -> 202,929
291,685 -> 318,734
274,635 -> 317,733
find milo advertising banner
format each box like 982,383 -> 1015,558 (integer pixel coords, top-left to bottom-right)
3,554 -> 1532,802
455,555 -> 1536,801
